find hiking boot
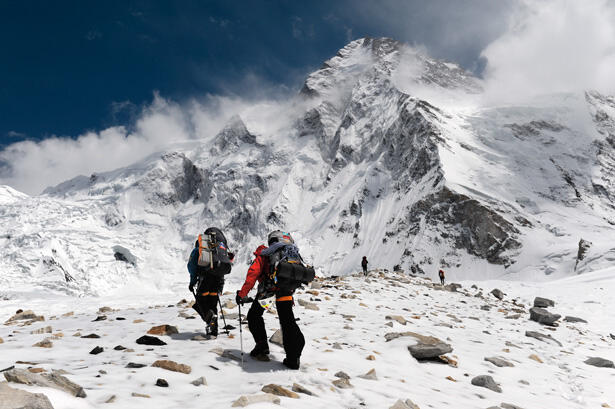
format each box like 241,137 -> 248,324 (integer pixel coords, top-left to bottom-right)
250,342 -> 270,357
282,357 -> 300,370
251,353 -> 271,362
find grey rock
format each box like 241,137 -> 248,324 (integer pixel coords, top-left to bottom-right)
332,378 -> 353,389
501,403 -> 525,409
490,289 -> 504,300
125,363 -> 146,369
471,375 -> 502,393
484,357 -> 514,367
90,346 -> 104,355
563,316 -> 587,323
358,368 -> 378,380
136,335 -> 167,346
529,307 -> 561,326
584,357 -> 614,368
4,368 -> 86,398
389,399 -> 420,409
191,376 -> 207,386
0,382 -> 54,409
406,332 -> 453,360
444,283 -> 462,292
533,297 -> 555,308
334,371 -> 350,379
525,330 -> 562,346
575,239 -> 592,270
155,378 -> 168,387
269,329 -> 283,347
292,383 -> 315,396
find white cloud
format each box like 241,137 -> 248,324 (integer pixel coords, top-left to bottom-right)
0,92 -> 273,195
481,0 -> 615,103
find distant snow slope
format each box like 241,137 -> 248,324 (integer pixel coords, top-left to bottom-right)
1,37 -> 615,296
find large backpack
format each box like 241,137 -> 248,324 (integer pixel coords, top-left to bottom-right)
257,243 -> 315,299
196,227 -> 232,277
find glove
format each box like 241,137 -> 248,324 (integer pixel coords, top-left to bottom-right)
235,291 -> 242,305
189,284 -> 194,293
228,252 -> 235,262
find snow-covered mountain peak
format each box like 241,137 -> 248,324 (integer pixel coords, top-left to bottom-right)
0,185 -> 28,205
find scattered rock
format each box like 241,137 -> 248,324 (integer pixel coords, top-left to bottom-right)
389,399 -> 420,409
4,368 -> 86,397
223,300 -> 237,309
147,325 -> 179,336
136,335 -> 167,346
358,368 -> 378,380
155,378 -> 169,387
133,319 -> 145,323
105,395 -> 116,403
30,326 -> 52,334
584,357 -> 614,368
501,403 -> 525,409
444,283 -> 462,292
125,363 -> 146,369
484,357 -> 514,367
533,297 -> 555,308
575,238 -> 592,270
406,333 -> 453,361
0,337 -> 3,344
269,329 -> 283,347
334,371 -> 350,379
490,289 -> 504,300
261,384 -> 299,398
292,383 -> 315,396
386,315 -> 408,325
92,315 -> 107,322
191,376 -> 207,386
529,307 -> 561,326
332,378 -> 353,389
333,342 -> 343,350
366,354 -> 376,360
564,316 -> 587,323
297,299 -> 319,311
131,392 -> 150,398
210,348 -> 241,362
231,393 -> 281,407
151,360 -> 191,374
81,333 -> 100,339
525,330 -> 562,346
114,345 -> 126,351
528,354 -> 543,363
471,375 -> 502,393
90,346 -> 104,355
5,310 -> 44,324
33,339 -> 53,348
0,382 -> 54,409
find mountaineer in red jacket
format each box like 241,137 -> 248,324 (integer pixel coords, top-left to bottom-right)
236,231 -> 305,369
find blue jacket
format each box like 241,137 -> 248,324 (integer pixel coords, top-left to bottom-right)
187,247 -> 199,287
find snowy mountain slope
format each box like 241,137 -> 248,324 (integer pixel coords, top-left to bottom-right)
2,37 -> 615,296
0,270 -> 613,409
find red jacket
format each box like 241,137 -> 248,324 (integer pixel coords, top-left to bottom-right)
238,245 -> 269,298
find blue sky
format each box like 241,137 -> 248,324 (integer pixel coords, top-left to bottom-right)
0,0 -> 516,145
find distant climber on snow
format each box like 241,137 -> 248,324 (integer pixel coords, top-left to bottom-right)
438,269 -> 445,285
236,230 -> 315,370
362,256 -> 368,276
187,227 -> 234,338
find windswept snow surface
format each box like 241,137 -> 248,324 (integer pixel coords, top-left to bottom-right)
0,269 -> 613,408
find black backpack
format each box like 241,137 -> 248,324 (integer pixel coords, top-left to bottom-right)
196,227 -> 232,277
257,244 -> 315,299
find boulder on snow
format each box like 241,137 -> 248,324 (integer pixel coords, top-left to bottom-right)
563,316 -> 587,323
332,378 -> 353,389
385,315 -> 408,325
533,297 -> 555,308
529,307 -> 561,326
444,283 -> 462,292
4,368 -> 86,398
584,357 -> 614,368
575,238 -> 592,270
151,360 -> 191,374
0,382 -> 54,409
358,368 -> 378,380
136,335 -> 167,346
471,375 -> 502,393
484,356 -> 514,367
389,399 -> 420,409
231,393 -> 280,407
269,329 -> 283,347
404,332 -> 453,360
525,330 -> 562,346
292,383 -> 315,396
147,325 -> 179,336
297,299 -> 319,311
261,384 -> 299,398
490,289 -> 504,300
191,376 -> 207,386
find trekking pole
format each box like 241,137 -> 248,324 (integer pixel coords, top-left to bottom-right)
238,297 -> 253,366
217,297 -> 230,335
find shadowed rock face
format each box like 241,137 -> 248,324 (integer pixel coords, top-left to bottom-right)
408,187 -> 521,266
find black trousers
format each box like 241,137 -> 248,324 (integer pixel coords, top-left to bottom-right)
194,275 -> 224,326
247,292 -> 305,359
440,277 -> 445,285
362,265 -> 367,274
